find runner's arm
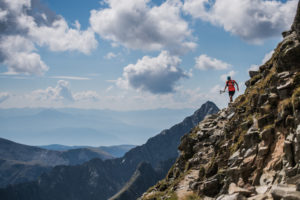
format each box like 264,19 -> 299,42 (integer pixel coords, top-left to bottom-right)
235,81 -> 239,91
223,84 -> 227,92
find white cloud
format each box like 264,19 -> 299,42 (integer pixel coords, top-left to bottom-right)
0,0 -> 98,75
0,84 -> 231,110
50,76 -> 91,81
74,91 -> 100,101
90,0 -> 196,54
18,15 -> 97,54
117,51 -> 189,94
92,86 -> 225,110
3,0 -> 31,12
31,80 -> 102,103
248,64 -> 259,72
32,80 -> 74,101
0,35 -> 49,75
0,92 -> 10,103
221,70 -> 237,81
105,86 -> 114,92
183,0 -> 298,43
0,71 -> 19,75
183,0 -> 211,19
210,84 -> 223,94
194,54 -> 231,70
104,52 -> 117,59
73,20 -> 81,30
0,9 -> 8,21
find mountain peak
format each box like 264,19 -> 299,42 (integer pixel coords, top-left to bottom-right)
203,100 -> 215,105
198,101 -> 218,112
187,101 -> 219,125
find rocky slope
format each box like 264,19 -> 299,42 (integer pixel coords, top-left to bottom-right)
0,101 -> 219,200
0,138 -> 113,187
141,3 -> 300,200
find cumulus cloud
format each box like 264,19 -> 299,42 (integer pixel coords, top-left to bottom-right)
0,9 -> 8,21
220,70 -> 237,81
3,85 -> 227,109
0,0 -> 98,75
0,92 -> 10,103
194,54 -> 231,70
90,0 -> 196,54
19,16 -> 97,54
210,84 -> 223,94
31,80 -> 102,103
32,80 -> 74,101
74,91 -> 100,101
2,83 -> 233,109
0,35 -> 48,75
50,76 -> 91,80
183,0 -> 298,43
117,51 -> 189,94
248,64 -> 259,72
104,52 -> 117,59
3,0 -> 31,12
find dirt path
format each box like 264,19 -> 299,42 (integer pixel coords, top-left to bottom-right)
175,169 -> 199,199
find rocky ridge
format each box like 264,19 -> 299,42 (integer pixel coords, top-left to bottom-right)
141,2 -> 300,200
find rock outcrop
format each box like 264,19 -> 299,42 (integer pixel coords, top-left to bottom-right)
141,2 -> 300,200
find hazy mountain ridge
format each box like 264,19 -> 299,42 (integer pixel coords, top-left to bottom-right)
39,144 -> 136,158
0,108 -> 194,146
0,101 -> 219,200
0,138 -> 114,188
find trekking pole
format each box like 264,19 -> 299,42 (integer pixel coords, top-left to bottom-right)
219,90 -> 225,94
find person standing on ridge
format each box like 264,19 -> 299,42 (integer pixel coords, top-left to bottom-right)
223,76 -> 239,103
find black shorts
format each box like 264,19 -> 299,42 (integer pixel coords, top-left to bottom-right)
229,91 -> 235,96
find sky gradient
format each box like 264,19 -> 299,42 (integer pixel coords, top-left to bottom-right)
0,0 -> 298,110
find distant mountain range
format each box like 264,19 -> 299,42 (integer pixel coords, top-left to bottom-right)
39,144 -> 136,158
0,107 -> 194,146
0,101 -> 219,200
0,138 -> 135,188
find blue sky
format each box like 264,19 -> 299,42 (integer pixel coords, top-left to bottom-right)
0,0 -> 298,110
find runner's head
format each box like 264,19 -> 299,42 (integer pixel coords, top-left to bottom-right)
227,76 -> 231,81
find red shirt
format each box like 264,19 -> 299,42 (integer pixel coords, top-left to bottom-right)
226,80 -> 236,91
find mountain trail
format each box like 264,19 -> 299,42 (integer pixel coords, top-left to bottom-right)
175,169 -> 199,199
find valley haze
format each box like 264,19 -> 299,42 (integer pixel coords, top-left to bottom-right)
0,107 -> 194,146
